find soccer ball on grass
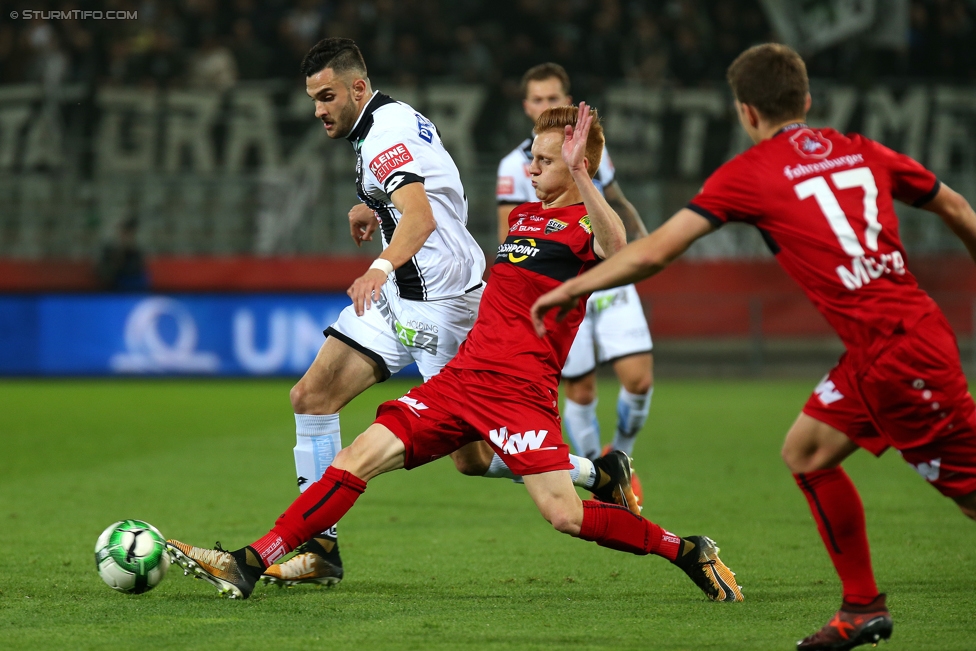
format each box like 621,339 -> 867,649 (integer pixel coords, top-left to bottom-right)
95,519 -> 170,594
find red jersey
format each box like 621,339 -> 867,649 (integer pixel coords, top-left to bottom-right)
451,202 -> 600,387
688,125 -> 942,356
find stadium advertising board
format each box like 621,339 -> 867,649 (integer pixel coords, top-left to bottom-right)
0,293 -> 403,376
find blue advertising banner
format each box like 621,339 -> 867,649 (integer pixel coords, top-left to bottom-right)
0,294 -> 420,377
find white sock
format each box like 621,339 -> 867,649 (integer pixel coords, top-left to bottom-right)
611,386 -> 652,457
483,453 -> 517,480
572,455 -> 597,489
563,398 -> 601,460
294,413 -> 342,540
482,453 -> 596,489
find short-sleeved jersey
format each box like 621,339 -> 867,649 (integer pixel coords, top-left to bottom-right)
688,125 -> 942,355
348,92 -> 485,301
450,202 -> 600,388
496,136 -> 616,203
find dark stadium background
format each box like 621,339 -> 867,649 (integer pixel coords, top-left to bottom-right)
2,0 -> 976,376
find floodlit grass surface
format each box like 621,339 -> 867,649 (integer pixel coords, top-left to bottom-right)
0,378 -> 973,651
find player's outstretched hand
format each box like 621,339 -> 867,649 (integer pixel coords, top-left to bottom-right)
348,268 -> 388,316
562,101 -> 593,176
349,203 -> 378,247
530,285 -> 577,337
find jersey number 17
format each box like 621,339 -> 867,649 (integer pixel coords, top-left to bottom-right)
794,167 -> 880,257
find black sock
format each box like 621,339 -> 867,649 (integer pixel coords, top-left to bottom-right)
233,546 -> 268,581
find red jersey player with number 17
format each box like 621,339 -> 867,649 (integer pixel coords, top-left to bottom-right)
164,104 -> 744,604
533,44 -> 976,651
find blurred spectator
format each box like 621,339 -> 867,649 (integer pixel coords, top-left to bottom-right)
4,0 -> 975,96
392,33 -> 424,88
932,0 -> 974,80
132,30 -> 185,88
670,25 -> 710,86
451,27 -> 494,83
97,218 -> 150,292
364,0 -> 398,78
188,33 -> 238,91
0,24 -> 26,84
584,0 -> 624,81
622,15 -> 668,86
280,0 -> 326,61
24,22 -> 70,89
62,23 -> 99,86
231,19 -> 272,80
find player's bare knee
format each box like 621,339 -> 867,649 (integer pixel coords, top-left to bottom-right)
565,379 -> 596,405
781,438 -> 823,474
291,376 -> 338,414
452,454 -> 489,476
623,374 -> 652,395
780,441 -> 806,473
333,428 -> 403,481
289,382 -> 309,412
330,446 -> 356,473
332,433 -> 378,476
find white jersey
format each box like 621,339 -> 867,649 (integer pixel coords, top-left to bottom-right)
349,91 -> 485,301
496,136 -> 617,204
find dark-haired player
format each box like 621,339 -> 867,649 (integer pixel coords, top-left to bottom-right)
263,36 -> 484,588
265,38 -> 616,589
165,104 -> 744,604
533,43 -> 976,651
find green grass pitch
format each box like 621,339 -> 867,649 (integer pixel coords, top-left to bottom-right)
0,377 -> 972,651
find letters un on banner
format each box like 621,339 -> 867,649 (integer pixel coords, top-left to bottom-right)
0,294 -> 420,377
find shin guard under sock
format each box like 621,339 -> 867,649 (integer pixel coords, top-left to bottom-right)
612,386 -> 652,457
577,500 -> 681,561
795,467 -> 878,604
294,413 -> 343,541
563,398 -> 601,460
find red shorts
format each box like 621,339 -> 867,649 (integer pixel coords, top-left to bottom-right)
374,366 -> 572,477
803,311 -> 976,498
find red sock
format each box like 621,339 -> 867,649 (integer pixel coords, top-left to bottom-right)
577,500 -> 682,561
250,466 -> 366,562
795,467 -> 878,605
251,531 -> 287,565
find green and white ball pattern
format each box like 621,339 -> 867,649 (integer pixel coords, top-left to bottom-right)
95,520 -> 170,594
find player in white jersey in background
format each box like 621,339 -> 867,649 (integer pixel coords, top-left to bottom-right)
497,63 -> 653,502
267,41 -> 641,588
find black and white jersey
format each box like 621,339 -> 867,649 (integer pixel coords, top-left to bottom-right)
496,135 -> 616,204
348,92 -> 485,301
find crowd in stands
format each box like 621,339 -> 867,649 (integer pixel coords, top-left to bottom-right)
2,0 -> 973,95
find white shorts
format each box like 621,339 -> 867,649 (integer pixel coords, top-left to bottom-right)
562,284 -> 653,379
327,279 -> 482,381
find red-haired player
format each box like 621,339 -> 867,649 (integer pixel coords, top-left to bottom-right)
534,44 -> 976,651
165,103 -> 744,604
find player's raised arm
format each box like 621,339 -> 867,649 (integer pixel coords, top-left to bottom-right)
531,208 -> 713,336
921,183 -> 976,262
347,182 -> 436,315
564,102 -> 626,259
